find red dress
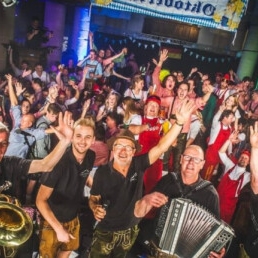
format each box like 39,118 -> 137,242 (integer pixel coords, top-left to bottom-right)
217,166 -> 244,224
201,123 -> 231,181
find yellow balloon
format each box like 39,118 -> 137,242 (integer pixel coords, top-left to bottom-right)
159,69 -> 170,83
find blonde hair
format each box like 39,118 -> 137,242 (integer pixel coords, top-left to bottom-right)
73,116 -> 95,133
122,96 -> 139,122
105,91 -> 119,110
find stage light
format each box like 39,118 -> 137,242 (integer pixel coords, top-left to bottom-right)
1,0 -> 16,7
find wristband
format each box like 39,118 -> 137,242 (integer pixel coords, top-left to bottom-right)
175,121 -> 184,126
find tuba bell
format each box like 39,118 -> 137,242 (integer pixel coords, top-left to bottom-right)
0,199 -> 33,247
0,181 -> 33,258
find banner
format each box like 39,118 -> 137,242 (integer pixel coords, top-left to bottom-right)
161,47 -> 182,59
91,0 -> 249,32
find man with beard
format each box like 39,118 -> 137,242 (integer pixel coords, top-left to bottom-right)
88,100 -> 195,258
217,131 -> 250,224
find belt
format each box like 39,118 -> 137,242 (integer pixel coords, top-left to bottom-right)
149,241 -> 177,258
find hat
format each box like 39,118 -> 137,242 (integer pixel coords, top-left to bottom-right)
241,150 -> 250,158
69,75 -> 77,82
145,95 -> 161,106
107,129 -> 141,152
159,69 -> 170,82
224,74 -> 230,80
93,83 -> 101,93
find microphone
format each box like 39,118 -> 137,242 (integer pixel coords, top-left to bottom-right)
93,200 -> 110,229
0,181 -> 12,193
15,128 -> 32,137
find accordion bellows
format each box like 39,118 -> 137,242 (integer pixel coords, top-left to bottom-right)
155,198 -> 235,258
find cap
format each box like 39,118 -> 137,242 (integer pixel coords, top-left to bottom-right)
224,74 -> 230,80
241,150 -> 250,158
69,75 -> 77,82
107,129 -> 141,152
145,95 -> 161,106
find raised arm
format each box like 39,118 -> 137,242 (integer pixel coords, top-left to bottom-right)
5,74 -> 18,107
28,111 -> 73,173
250,122 -> 258,194
152,49 -> 168,91
102,48 -> 127,67
148,100 -> 195,165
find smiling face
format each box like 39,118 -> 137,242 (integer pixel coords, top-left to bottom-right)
135,79 -> 144,90
177,83 -> 189,100
237,153 -> 250,168
180,145 -> 205,184
113,138 -> 136,168
72,125 -> 95,156
145,100 -> 159,118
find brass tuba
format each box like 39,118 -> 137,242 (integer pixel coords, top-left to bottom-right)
0,199 -> 33,247
0,181 -> 33,258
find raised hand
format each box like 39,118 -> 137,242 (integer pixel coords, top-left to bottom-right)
175,99 -> 195,124
15,81 -> 26,97
22,69 -> 32,78
5,74 -> 12,82
228,130 -> 239,144
51,111 -> 73,143
159,49 -> 168,63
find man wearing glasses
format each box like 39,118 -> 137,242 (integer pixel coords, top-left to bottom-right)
134,144 -> 225,258
88,100 -> 195,258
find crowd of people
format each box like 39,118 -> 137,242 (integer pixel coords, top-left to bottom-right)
0,35 -> 258,258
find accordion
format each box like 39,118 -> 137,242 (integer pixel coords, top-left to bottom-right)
153,198 -> 235,258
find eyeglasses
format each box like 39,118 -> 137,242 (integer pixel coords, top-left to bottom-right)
182,155 -> 204,164
114,144 -> 135,152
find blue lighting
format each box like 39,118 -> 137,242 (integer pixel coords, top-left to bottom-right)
76,7 -> 90,60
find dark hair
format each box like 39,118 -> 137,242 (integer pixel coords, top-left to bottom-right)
47,103 -> 62,114
21,60 -> 29,66
162,74 -> 177,88
90,49 -> 97,55
32,78 -> 43,87
177,81 -> 190,91
219,110 -> 234,121
106,112 -> 123,126
242,76 -> 251,82
94,125 -> 106,142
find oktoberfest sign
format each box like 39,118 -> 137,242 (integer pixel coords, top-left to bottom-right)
91,0 -> 249,32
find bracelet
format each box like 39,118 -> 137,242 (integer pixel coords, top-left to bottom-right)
175,121 -> 184,126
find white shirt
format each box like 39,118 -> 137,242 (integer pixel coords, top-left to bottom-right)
219,152 -> 250,197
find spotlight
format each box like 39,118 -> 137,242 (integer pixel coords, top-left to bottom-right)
1,0 -> 16,7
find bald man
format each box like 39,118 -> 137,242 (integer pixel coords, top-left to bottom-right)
134,145 -> 225,258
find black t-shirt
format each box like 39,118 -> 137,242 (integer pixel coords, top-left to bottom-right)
154,172 -> 220,218
40,147 -> 95,222
245,190 -> 258,258
26,26 -> 48,49
90,153 -> 150,231
0,156 -> 31,199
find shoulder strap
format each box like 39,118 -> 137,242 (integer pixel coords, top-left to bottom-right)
170,172 -> 212,198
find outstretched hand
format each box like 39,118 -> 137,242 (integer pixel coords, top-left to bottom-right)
50,111 -> 73,143
159,49 -> 168,63
175,99 -> 195,125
